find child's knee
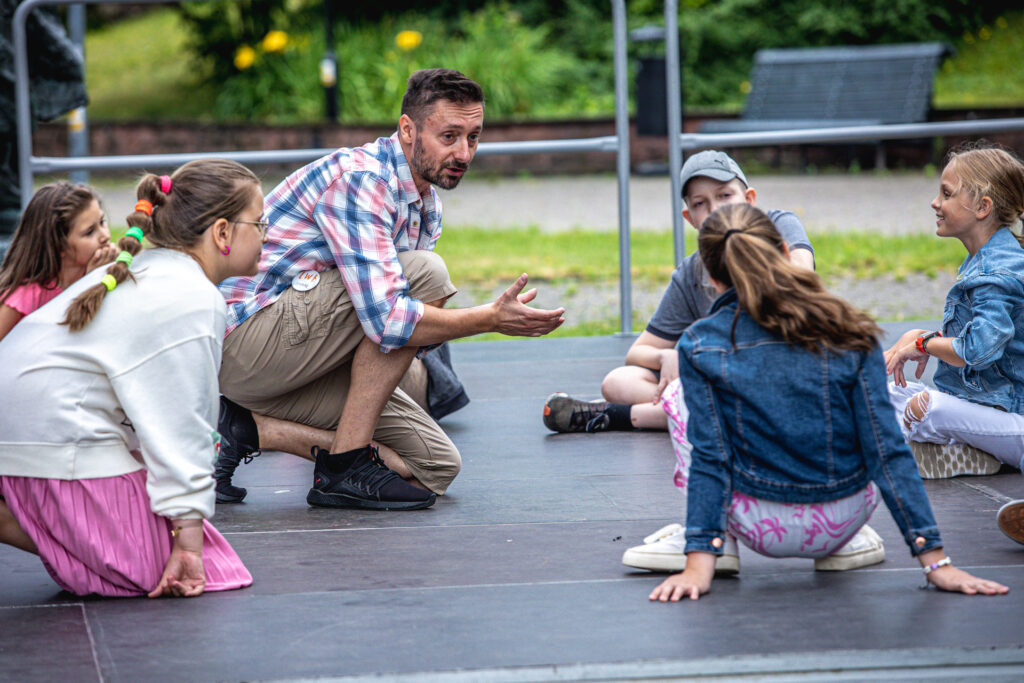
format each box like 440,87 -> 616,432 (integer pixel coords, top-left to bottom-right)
903,391 -> 931,430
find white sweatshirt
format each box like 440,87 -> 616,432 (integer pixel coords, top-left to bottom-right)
0,249 -> 224,520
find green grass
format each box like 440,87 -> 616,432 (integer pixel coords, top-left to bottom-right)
84,9 -> 219,120
934,12 -> 1024,108
109,222 -> 964,338
436,226 -> 966,287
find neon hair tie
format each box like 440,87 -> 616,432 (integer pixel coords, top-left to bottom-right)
159,175 -> 173,194
125,226 -> 144,242
134,200 -> 154,216
101,274 -> 118,292
115,251 -> 133,266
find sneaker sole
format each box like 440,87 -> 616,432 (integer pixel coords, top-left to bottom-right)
306,488 -> 436,511
997,501 -> 1024,545
542,393 -> 570,432
911,441 -> 1002,479
215,484 -> 247,504
813,546 -> 886,571
621,548 -> 739,575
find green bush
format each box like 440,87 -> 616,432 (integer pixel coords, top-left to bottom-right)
162,0 -> 1021,122
197,4 -> 616,122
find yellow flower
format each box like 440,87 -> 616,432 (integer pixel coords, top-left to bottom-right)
234,45 -> 256,71
739,80 -> 752,94
262,30 -> 289,53
395,30 -> 423,52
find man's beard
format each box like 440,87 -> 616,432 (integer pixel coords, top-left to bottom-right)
412,138 -> 469,190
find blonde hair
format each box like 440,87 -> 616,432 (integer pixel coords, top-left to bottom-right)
698,203 -> 880,353
944,142 -> 1024,246
62,159 -> 260,331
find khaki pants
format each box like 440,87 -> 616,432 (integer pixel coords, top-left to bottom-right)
219,250 -> 461,494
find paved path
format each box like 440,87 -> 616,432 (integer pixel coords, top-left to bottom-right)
85,172 -> 939,235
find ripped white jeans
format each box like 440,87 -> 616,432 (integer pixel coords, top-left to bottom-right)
888,381 -> 1024,470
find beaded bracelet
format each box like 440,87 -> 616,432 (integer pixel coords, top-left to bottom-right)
922,556 -> 952,575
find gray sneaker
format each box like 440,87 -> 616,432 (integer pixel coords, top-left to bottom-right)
543,393 -> 610,433
911,441 -> 1002,479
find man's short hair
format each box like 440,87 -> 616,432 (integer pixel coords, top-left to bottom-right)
401,69 -> 484,126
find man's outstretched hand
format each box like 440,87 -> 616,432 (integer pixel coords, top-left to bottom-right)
492,273 -> 565,337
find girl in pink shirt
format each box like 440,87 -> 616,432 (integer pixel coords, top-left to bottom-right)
0,182 -> 118,341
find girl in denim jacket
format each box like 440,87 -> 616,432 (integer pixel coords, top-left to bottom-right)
650,203 -> 1007,602
884,145 -> 1024,548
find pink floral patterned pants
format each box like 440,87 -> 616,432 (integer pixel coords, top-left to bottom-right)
661,378 -> 878,558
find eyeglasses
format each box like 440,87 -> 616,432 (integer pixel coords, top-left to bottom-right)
234,218 -> 269,238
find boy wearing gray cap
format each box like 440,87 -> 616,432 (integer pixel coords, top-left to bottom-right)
544,150 -> 813,435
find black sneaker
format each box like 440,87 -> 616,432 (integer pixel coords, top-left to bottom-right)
306,445 -> 436,511
543,393 -> 611,433
214,396 -> 261,504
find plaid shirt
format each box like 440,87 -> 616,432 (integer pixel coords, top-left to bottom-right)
219,133 -> 443,352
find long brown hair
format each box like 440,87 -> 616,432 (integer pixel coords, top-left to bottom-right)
63,159 -> 260,331
698,203 -> 880,353
0,182 -> 101,305
944,142 -> 1024,247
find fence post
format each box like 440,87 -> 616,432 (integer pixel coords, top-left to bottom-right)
612,0 -> 632,336
664,0 -> 684,262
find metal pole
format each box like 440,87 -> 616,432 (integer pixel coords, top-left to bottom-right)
664,0 -> 684,262
611,0 -> 632,336
13,0 -> 38,208
67,3 -> 89,183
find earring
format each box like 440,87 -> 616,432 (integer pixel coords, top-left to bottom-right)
221,246 -> 231,255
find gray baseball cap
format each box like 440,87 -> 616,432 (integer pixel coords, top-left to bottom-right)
679,150 -> 749,197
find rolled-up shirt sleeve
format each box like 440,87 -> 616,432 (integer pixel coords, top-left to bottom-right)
316,171 -> 424,352
951,277 -> 1015,369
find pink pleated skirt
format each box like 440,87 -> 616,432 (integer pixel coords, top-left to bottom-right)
0,471 -> 252,597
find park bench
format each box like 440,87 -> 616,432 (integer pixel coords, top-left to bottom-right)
699,42 -> 953,167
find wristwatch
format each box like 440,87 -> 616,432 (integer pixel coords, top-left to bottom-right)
915,331 -> 942,355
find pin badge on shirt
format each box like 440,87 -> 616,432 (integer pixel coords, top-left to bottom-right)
291,270 -> 321,292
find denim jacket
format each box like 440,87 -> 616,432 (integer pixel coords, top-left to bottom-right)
678,289 -> 942,557
933,227 -> 1024,412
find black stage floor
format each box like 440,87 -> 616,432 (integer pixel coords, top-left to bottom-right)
3,326 -> 1024,681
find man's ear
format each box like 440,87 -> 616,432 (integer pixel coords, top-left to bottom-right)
399,114 -> 417,145
744,187 -> 757,205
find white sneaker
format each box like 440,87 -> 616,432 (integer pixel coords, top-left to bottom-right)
622,524 -> 739,574
814,524 -> 885,571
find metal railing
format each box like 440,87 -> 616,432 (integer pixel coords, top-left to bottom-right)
14,0 -> 1024,333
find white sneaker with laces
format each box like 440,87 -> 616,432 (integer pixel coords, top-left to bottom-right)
622,524 -> 739,574
813,524 -> 885,571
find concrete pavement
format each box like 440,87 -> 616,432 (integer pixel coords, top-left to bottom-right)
76,171 -> 940,235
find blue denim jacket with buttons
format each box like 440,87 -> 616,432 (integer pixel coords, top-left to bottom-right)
933,227 -> 1024,413
678,289 -> 942,557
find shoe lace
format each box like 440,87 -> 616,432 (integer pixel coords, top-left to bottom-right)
347,445 -> 401,496
569,403 -> 610,432
240,448 -> 262,465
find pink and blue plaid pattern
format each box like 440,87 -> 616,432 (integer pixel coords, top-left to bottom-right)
219,133 -> 443,352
